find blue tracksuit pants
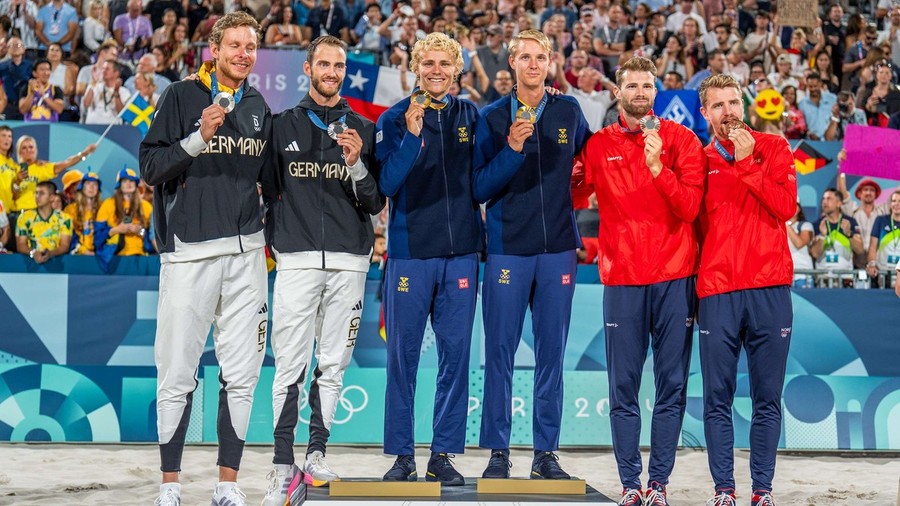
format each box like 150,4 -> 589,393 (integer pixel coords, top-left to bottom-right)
604,276 -> 696,489
699,286 -> 792,493
382,254 -> 478,455
479,250 -> 577,451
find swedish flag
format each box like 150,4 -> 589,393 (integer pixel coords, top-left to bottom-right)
122,94 -> 156,136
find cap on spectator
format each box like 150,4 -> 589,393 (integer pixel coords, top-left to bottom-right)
115,167 -> 141,189
78,171 -> 102,191
855,179 -> 882,199
486,24 -> 502,35
62,170 -> 84,192
776,54 -> 792,65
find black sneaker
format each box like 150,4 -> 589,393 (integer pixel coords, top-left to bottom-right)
530,451 -> 571,480
425,453 -> 465,486
481,450 -> 512,479
382,455 -> 417,481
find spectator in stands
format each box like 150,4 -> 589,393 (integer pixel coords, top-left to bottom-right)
859,60 -> 900,126
34,0 -> 78,54
352,2 -> 385,55
865,190 -> 900,282
114,0 -> 153,61
780,85 -> 808,139
878,7 -> 900,68
371,232 -> 385,264
844,25 -> 878,91
15,180 -> 71,263
193,0 -> 226,43
265,4 -> 304,45
476,24 -> 509,95
133,69 -> 160,108
539,0 -> 576,31
18,58 -> 63,122
743,11 -> 776,70
481,68 -> 512,105
620,27 -> 655,65
95,167 -> 153,261
11,135 -> 96,211
686,47 -> 725,89
593,4 -> 628,80
787,201 -> 815,287
768,53 -> 800,92
152,8 -> 178,47
82,60 -> 130,124
811,188 -> 864,274
146,0 -> 186,31
46,42 -> 74,101
837,161 -> 889,266
725,41 -> 749,85
165,23 -> 195,79
76,40 -> 118,98
124,53 -> 172,93
823,3 -> 847,84
306,0 -> 348,42
0,0 -> 39,56
782,28 -> 819,78
798,72 -> 837,140
82,0 -> 112,52
556,65 -> 614,132
813,51 -> 841,93
379,10 -> 423,65
667,0 -> 706,35
645,23 -> 664,55
151,46 -> 180,83
825,90 -> 866,141
0,126 -> 18,233
0,36 -> 32,119
663,69 -> 684,89
60,168 -> 82,205
64,171 -> 101,255
0,200 -> 8,252
704,22 -> 737,54
656,35 -> 694,81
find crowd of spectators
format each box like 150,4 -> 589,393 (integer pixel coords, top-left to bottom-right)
0,0 -> 898,286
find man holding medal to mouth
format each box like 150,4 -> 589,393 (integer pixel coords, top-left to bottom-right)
472,29 -> 590,481
140,11 -> 271,506
571,56 -> 706,506
259,34 -> 385,503
696,74 -> 797,506
376,32 -> 484,486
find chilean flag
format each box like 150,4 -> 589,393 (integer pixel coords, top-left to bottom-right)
342,59 -> 417,123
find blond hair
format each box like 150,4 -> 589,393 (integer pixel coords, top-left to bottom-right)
209,11 -> 260,47
698,73 -> 742,107
15,135 -> 36,161
410,32 -> 464,79
615,56 -> 658,86
509,29 -> 552,57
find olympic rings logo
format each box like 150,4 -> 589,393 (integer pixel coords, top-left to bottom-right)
297,385 -> 369,425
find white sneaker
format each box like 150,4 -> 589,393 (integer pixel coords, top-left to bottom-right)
154,485 -> 181,506
261,464 -> 300,506
303,450 -> 339,487
211,482 -> 247,506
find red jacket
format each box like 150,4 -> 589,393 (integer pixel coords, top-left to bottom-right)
574,117 -> 706,286
697,130 -> 797,298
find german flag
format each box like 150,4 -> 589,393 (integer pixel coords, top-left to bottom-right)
793,141 -> 831,175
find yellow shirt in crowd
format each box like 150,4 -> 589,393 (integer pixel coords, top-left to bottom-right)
63,202 -> 97,255
0,153 -> 20,213
96,197 -> 153,256
12,161 -> 55,211
16,209 -> 73,252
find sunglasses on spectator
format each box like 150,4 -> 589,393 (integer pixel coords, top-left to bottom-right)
877,61 -> 893,68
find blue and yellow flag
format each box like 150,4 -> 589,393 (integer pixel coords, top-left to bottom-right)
122,94 -> 156,136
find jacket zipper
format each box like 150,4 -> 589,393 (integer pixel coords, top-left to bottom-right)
536,129 -> 547,252
320,107 -> 327,269
438,109 -> 455,255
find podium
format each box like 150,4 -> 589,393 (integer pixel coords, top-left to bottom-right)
291,478 -> 617,505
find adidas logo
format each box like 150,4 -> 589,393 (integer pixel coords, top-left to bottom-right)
284,141 -> 300,152
257,303 -> 268,315
351,300 -> 362,311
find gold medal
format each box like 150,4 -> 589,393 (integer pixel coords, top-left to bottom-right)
412,90 -> 432,108
516,105 -> 536,123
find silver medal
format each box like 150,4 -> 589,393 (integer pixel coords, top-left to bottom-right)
639,116 -> 659,132
327,121 -> 348,141
214,91 -> 235,113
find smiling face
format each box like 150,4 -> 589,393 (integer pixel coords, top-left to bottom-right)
18,138 -> 37,163
509,38 -> 550,91
305,42 -> 346,102
210,25 -> 258,89
415,49 -> 456,99
615,69 -> 657,117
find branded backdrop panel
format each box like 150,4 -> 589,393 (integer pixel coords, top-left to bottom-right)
0,263 -> 898,450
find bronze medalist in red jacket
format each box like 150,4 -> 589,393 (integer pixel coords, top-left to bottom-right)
574,116 -> 706,286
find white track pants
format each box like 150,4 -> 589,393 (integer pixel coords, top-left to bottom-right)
155,248 -> 268,472
270,268 -> 366,465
